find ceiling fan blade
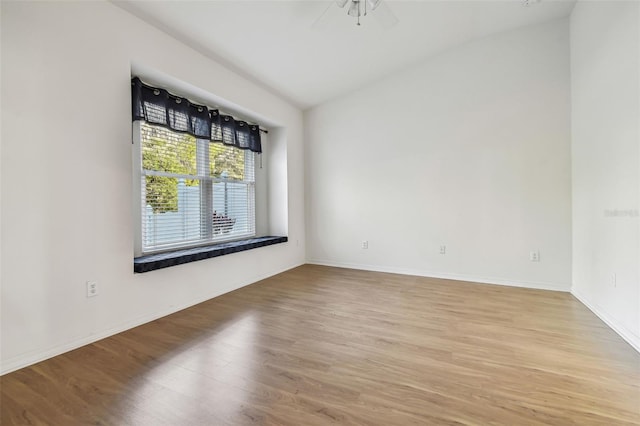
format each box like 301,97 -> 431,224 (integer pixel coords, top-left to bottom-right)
312,1 -> 336,30
336,0 -> 349,8
372,1 -> 398,29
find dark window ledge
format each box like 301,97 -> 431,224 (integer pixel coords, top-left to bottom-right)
134,236 -> 288,273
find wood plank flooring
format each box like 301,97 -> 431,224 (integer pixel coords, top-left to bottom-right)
2,265 -> 639,425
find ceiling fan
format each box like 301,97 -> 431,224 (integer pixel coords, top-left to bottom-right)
313,0 -> 399,29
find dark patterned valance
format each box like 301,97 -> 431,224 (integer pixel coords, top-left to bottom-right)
131,77 -> 262,153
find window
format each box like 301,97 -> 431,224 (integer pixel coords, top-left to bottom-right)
135,122 -> 256,254
130,77 -> 272,263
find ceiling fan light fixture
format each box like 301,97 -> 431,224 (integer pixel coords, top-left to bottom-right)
313,0 -> 398,29
367,0 -> 381,11
347,0 -> 361,17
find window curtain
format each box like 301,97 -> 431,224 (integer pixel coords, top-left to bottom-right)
131,77 -> 262,153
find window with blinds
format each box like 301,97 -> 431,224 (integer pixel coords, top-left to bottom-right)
138,122 -> 256,253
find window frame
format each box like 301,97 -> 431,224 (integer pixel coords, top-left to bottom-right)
132,121 -> 258,257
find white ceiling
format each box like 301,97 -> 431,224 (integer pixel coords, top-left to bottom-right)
115,0 -> 576,109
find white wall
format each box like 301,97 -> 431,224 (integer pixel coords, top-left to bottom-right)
305,19 -> 572,290
570,0 -> 640,351
0,1 -> 305,374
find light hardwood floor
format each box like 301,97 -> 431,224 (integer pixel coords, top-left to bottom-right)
2,265 -> 639,425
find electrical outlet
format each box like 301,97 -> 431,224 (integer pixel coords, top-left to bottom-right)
362,240 -> 369,249
529,251 -> 540,262
86,281 -> 98,298
439,245 -> 446,255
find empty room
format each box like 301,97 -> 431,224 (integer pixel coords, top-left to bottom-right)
1,0 -> 639,424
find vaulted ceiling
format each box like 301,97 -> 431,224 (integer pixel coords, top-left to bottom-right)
115,0 -> 576,109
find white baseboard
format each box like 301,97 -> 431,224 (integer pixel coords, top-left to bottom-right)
571,289 -> 640,353
0,262 -> 304,376
308,259 -> 571,292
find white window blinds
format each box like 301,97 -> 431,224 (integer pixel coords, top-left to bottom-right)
139,122 -> 256,253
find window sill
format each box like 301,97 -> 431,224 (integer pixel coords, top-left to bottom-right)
134,236 -> 288,273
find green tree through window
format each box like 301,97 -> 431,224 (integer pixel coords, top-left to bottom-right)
141,123 -> 247,213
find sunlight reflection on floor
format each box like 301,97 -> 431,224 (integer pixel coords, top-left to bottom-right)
119,313 -> 260,424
